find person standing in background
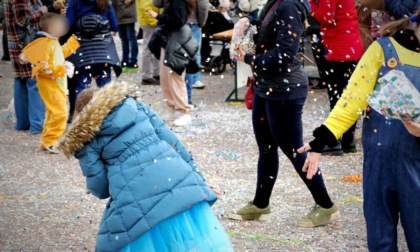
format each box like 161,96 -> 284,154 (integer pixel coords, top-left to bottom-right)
311,0 -> 364,155
385,0 -> 419,18
113,0 -> 139,69
184,0 -> 209,107
237,0 -> 258,19
66,0 -> 122,120
137,0 -> 160,85
356,0 -> 385,51
5,0 -> 47,134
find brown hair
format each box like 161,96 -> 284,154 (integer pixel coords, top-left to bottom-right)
185,0 -> 197,16
39,13 -> 66,32
74,88 -> 97,117
96,0 -> 110,13
380,9 -> 420,37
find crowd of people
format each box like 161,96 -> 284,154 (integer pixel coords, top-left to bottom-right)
1,0 -> 420,250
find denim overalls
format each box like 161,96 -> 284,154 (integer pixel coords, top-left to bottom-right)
362,37 -> 420,251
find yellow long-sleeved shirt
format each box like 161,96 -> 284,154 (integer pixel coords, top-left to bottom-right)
324,37 -> 420,139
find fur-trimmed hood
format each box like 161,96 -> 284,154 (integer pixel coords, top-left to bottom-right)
56,82 -> 141,157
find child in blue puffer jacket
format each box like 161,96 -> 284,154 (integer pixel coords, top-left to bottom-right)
57,82 -> 233,252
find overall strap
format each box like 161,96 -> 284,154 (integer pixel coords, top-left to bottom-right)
376,37 -> 400,62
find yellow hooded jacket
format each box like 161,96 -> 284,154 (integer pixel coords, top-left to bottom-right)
22,34 -> 80,92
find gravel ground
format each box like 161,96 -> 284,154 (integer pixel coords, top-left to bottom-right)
0,35 -> 409,251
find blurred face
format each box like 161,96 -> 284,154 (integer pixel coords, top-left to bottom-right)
48,17 -> 69,37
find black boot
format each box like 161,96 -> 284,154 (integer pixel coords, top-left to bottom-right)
322,141 -> 344,156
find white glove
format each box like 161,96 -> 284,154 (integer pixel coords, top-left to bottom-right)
64,61 -> 75,78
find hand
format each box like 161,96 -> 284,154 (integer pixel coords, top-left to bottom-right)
297,143 -> 322,180
124,0 -> 131,5
147,10 -> 158,18
233,46 -> 246,62
60,7 -> 67,15
53,0 -> 65,10
39,6 -> 48,14
208,184 -> 221,196
18,53 -> 27,64
401,120 -> 420,137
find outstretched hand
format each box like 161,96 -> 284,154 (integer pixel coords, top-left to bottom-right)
401,120 -> 420,137
297,144 -> 322,180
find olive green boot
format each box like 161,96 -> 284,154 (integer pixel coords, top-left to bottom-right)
297,204 -> 340,228
228,202 -> 271,221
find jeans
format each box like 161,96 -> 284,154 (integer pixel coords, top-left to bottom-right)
141,25 -> 160,79
118,23 -> 139,64
14,78 -> 45,134
185,24 -> 202,104
69,64 -> 112,114
252,94 -> 333,209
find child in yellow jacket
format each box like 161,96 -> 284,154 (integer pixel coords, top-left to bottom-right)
299,11 -> 420,251
22,13 -> 80,153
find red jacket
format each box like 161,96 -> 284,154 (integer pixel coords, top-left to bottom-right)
311,0 -> 364,62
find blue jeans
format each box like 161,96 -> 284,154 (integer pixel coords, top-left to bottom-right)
251,94 -> 333,209
185,24 -> 202,104
362,37 -> 420,251
14,77 -> 45,134
118,23 -> 139,64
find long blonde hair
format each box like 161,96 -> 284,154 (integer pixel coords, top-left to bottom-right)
380,9 -> 420,37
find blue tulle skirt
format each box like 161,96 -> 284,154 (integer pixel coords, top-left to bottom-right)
118,202 -> 234,252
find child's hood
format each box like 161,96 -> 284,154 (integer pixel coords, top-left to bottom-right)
56,82 -> 141,157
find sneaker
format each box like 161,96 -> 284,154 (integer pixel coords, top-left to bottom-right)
322,142 -> 344,156
192,81 -> 205,89
41,145 -> 60,154
153,75 -> 160,81
297,204 -> 340,228
173,114 -> 192,127
141,78 -> 160,85
189,103 -> 197,111
228,202 -> 271,221
128,62 -> 139,69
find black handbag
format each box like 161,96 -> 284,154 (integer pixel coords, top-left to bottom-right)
76,14 -> 110,39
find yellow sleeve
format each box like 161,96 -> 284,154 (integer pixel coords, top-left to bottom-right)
61,35 -> 80,58
324,42 -> 385,139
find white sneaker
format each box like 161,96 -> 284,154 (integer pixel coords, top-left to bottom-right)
189,103 -> 198,111
192,81 -> 205,89
173,114 -> 192,127
42,145 -> 60,154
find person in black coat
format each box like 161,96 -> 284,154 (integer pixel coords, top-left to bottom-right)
148,0 -> 198,127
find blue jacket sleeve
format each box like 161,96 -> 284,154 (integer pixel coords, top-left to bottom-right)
107,5 -> 119,32
138,103 -> 205,178
76,144 -> 110,199
244,1 -> 305,70
66,0 -> 76,30
385,0 -> 418,18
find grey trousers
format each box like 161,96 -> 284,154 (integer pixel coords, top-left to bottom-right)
141,25 -> 160,79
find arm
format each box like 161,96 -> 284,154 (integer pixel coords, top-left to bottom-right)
244,1 -> 304,70
385,0 -> 418,18
61,34 -> 80,58
107,5 -> 119,32
310,0 -> 337,26
75,144 -> 110,199
12,0 -> 42,27
197,0 -> 209,27
156,0 -> 187,31
138,103 -> 205,178
308,42 -> 384,152
66,0 -> 76,30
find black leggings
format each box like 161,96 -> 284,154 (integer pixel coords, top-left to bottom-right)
325,60 -> 358,146
252,94 -> 333,209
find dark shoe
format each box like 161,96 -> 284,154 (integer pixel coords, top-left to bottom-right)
342,140 -> 357,154
2,56 -> 10,61
128,62 -> 138,69
141,78 -> 159,85
67,115 -> 73,124
322,142 -> 344,156
153,75 -> 160,81
121,61 -> 129,68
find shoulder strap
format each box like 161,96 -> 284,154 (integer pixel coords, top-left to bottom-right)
262,0 -> 281,22
376,37 -> 400,62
